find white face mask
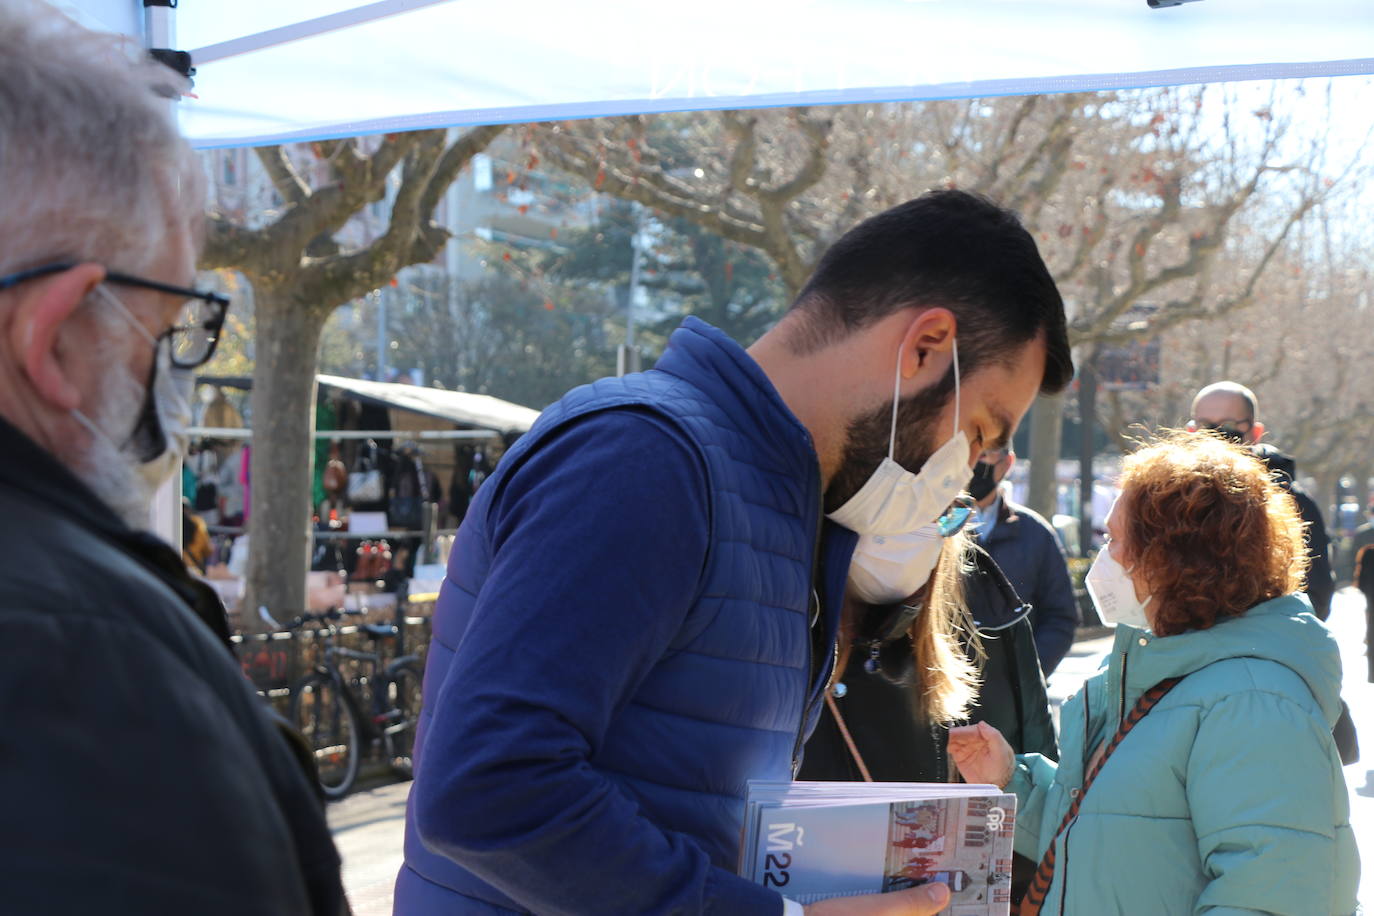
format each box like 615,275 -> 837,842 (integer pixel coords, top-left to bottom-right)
70,285 -> 194,515
1085,547 -> 1152,629
848,524 -> 944,605
828,338 -> 973,537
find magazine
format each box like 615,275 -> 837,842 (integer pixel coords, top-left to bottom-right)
739,781 -> 1017,914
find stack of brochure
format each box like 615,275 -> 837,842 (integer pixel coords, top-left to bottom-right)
739,781 -> 1017,913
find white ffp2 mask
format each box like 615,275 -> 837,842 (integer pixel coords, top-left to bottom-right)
1085,547 -> 1152,629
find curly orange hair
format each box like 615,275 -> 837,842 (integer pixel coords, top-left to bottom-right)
1116,431 -> 1309,637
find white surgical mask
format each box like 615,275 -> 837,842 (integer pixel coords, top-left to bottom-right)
71,285 -> 193,497
848,523 -> 944,605
1085,547 -> 1152,629
828,339 -> 973,536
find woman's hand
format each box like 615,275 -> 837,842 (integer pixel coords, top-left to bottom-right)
947,721 -> 1015,789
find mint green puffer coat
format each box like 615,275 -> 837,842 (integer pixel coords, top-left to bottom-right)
1010,595 -> 1359,915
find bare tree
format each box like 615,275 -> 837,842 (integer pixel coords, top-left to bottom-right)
200,125 -> 505,627
527,87 -> 1353,517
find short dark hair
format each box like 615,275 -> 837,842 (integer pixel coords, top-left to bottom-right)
790,190 -> 1073,394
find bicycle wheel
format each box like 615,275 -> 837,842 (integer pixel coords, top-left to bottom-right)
382,662 -> 424,780
289,671 -> 361,799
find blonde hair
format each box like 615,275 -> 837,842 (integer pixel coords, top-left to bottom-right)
910,531 -> 980,723
0,1 -> 202,278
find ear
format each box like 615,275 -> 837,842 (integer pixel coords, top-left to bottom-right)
8,263 -> 105,412
897,307 -> 957,380
1249,421 -> 1265,444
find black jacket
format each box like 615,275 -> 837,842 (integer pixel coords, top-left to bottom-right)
1253,444 -> 1334,620
980,497 -> 1079,675
0,417 -> 344,914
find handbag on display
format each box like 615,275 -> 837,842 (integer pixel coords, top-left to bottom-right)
322,442 -> 349,499
347,439 -> 385,504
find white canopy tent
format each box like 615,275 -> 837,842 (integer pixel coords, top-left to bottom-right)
317,374 -> 540,436
63,0 -> 1374,150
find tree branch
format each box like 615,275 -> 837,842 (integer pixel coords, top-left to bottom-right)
201,213 -> 271,271
297,133 -> 447,308
253,146 -> 310,206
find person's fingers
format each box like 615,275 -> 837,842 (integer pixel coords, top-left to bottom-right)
891,881 -> 951,913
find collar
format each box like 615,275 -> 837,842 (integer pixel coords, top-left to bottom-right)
0,414 -> 234,652
980,495 -> 1019,544
655,317 -> 818,470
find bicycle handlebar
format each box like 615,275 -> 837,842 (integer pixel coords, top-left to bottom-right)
283,606 -> 366,631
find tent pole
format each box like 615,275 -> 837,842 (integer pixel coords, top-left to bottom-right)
191,0 -> 457,65
142,0 -> 174,50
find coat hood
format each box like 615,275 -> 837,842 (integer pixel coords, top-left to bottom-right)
1117,594 -> 1343,727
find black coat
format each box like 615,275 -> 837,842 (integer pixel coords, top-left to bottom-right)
1253,444 -> 1334,619
980,497 -> 1079,675
0,417 -> 344,914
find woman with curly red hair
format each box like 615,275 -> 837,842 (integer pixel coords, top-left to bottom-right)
949,432 -> 1359,915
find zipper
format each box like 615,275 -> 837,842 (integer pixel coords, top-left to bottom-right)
1057,818 -> 1076,915
1117,649 -> 1130,728
790,475 -> 826,776
1080,678 -> 1091,772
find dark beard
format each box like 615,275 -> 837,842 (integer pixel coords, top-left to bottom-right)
824,368 -> 957,513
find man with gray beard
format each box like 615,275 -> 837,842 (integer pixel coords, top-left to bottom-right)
0,4 -> 343,913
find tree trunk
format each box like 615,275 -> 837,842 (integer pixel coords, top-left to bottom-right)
242,290 -> 327,632
1077,355 -> 1098,559
1026,391 -> 1066,535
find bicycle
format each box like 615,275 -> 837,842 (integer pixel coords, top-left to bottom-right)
285,607 -> 424,799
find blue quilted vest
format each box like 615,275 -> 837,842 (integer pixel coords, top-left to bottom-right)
398,318 -> 857,911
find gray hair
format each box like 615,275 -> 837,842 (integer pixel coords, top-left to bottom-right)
0,0 -> 203,278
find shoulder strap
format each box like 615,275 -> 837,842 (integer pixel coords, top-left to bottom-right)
1020,675 -> 1182,916
823,690 -> 874,782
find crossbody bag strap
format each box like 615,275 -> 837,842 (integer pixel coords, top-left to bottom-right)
823,690 -> 874,782
1019,675 -> 1183,916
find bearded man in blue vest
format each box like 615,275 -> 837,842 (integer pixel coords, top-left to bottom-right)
397,190 -> 1074,915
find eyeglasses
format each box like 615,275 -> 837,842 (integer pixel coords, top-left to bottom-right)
936,494 -> 977,538
978,446 -> 1012,464
0,262 -> 230,369
1187,419 -> 1251,443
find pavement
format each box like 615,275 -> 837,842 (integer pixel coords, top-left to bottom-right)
332,589 -> 1374,914
329,779 -> 411,916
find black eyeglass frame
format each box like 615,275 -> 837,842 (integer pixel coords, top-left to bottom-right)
1189,418 -> 1253,443
0,261 -> 230,369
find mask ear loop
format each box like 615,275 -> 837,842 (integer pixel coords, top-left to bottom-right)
887,345 -> 902,461
951,337 -> 961,443
94,284 -> 159,348
890,336 -> 962,460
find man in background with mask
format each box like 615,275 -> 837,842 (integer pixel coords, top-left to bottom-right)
399,190 -> 1073,914
0,5 -> 342,912
967,447 -> 1078,675
1189,380 -> 1357,765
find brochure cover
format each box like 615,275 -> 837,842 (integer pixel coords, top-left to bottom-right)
740,782 -> 1016,914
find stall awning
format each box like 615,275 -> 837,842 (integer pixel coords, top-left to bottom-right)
65,1 -> 1374,149
317,374 -> 540,435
